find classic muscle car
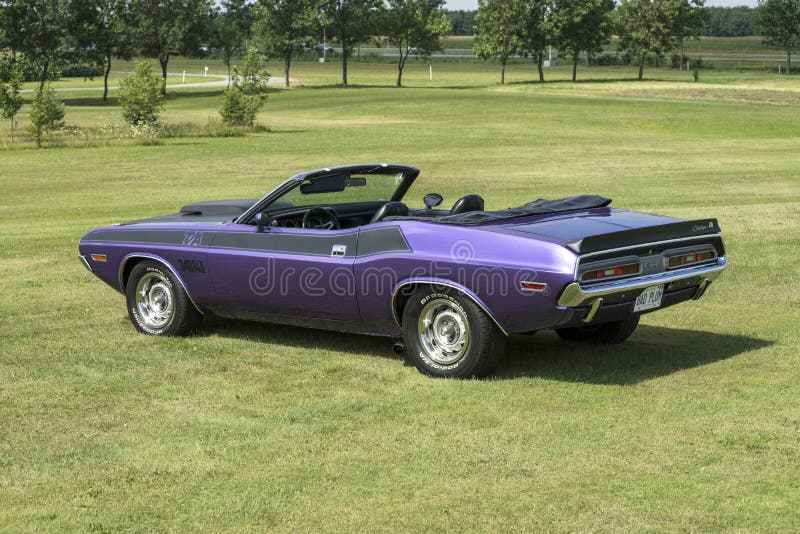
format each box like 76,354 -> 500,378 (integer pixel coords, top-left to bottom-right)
79,163 -> 728,377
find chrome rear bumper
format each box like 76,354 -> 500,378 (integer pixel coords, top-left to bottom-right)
558,256 -> 728,308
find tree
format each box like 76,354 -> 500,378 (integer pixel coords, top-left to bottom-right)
118,60 -> 165,125
521,0 -> 550,83
255,0 -> 317,88
550,0 -> 614,81
670,0 -> 705,70
381,0 -> 450,87
132,0 -> 213,93
219,46 -> 269,126
615,0 -> 675,80
474,0 -> 527,84
212,0 -> 254,84
0,0 -> 72,90
755,0 -> 800,74
28,84 -> 64,148
71,0 -> 135,101
0,67 -> 24,143
322,0 -> 382,86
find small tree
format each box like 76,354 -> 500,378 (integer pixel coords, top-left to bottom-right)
475,0 -> 527,84
755,0 -> 800,75
322,0 -> 382,86
550,0 -> 614,81
616,0 -> 691,80
255,0 -> 317,88
0,69 -> 24,144
213,0 -> 254,83
671,0 -> 705,71
522,0 -> 550,83
118,60 -> 165,125
381,0 -> 450,87
219,47 -> 269,127
28,84 -> 65,148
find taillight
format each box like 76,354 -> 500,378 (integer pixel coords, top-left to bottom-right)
667,250 -> 715,268
581,262 -> 639,282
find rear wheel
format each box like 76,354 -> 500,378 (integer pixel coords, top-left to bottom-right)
401,288 -> 505,378
126,261 -> 201,336
555,315 -> 640,344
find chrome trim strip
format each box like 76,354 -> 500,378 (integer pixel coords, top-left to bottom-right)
118,253 -> 204,315
578,234 -> 724,260
692,278 -> 711,300
584,298 -> 603,323
558,256 -> 727,307
391,281 -> 509,336
78,254 -> 93,273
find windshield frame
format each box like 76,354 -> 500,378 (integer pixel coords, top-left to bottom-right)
236,163 -> 420,224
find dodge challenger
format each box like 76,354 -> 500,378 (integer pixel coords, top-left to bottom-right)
79,164 -> 728,377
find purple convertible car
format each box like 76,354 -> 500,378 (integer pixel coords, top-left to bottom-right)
79,164 -> 728,377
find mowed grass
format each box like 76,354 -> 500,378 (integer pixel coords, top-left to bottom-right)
1,60 -> 799,531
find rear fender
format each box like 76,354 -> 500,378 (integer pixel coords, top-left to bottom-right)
391,277 -> 508,336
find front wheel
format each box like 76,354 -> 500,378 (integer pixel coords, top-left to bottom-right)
555,315 -> 640,344
402,289 -> 505,378
126,260 -> 201,336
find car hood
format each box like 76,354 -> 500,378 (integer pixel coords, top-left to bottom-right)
118,199 -> 259,226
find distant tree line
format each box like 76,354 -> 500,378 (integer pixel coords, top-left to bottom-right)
445,6 -> 758,38
445,9 -> 476,35
701,6 -> 755,37
472,0 -> 800,83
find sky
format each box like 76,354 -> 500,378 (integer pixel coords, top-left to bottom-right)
444,0 -> 758,10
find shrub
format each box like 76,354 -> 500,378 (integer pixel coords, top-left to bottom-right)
60,64 -> 104,79
0,68 -> 24,144
27,84 -> 65,148
118,61 -> 165,126
219,47 -> 270,127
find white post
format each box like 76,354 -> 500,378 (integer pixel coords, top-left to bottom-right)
429,62 -> 433,81
204,66 -> 208,78
182,70 -> 186,83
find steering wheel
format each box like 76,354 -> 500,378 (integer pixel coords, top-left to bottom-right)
302,207 -> 341,230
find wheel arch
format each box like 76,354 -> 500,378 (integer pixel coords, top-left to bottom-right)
118,253 -> 203,315
391,279 -> 508,336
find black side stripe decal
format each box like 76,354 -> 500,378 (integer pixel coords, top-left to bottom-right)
82,227 -> 411,257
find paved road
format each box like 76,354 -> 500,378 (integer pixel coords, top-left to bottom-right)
22,72 -> 291,93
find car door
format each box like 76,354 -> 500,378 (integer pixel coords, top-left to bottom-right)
204,224 -> 360,323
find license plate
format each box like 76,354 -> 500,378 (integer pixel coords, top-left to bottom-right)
634,285 -> 664,312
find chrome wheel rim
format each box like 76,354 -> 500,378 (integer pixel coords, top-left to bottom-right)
417,298 -> 469,365
135,272 -> 174,330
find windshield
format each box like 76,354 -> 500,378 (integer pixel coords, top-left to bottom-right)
267,171 -> 405,210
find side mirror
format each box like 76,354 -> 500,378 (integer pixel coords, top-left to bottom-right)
424,193 -> 444,210
255,211 -> 270,232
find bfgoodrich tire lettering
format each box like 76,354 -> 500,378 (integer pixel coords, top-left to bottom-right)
125,260 -> 201,336
402,289 -> 505,378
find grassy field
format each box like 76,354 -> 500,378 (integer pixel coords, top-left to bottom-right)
1,59 -> 799,531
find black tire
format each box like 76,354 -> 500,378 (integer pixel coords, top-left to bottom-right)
125,260 -> 201,336
555,315 -> 640,344
401,288 -> 506,378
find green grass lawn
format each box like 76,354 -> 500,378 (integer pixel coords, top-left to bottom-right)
1,60 -> 799,531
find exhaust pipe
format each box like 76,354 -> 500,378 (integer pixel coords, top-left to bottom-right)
392,339 -> 405,355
